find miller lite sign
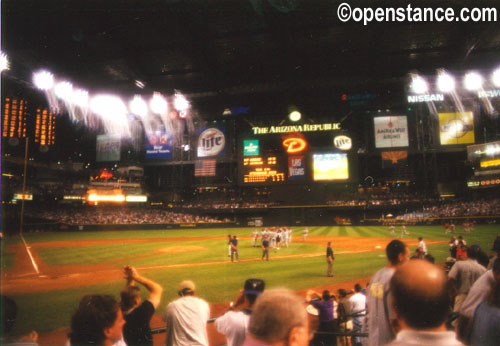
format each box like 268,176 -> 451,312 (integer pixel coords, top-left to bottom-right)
197,128 -> 226,157
334,135 -> 352,150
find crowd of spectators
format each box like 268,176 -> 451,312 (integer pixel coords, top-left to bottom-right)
25,207 -> 228,225
424,198 -> 500,217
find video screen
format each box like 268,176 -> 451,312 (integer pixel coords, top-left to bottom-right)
313,153 -> 349,180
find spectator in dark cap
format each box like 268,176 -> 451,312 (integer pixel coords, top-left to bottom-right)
215,278 -> 265,346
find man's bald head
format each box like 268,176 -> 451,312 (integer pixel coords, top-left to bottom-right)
248,289 -> 309,345
391,259 -> 451,329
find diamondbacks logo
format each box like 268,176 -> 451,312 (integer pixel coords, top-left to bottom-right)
282,138 -> 307,153
198,128 -> 225,157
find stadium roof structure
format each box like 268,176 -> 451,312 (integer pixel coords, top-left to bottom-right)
2,0 -> 500,120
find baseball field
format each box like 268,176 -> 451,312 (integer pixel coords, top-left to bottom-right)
2,225 -> 499,344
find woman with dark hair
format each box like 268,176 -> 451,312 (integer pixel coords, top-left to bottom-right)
306,289 -> 338,346
69,295 -> 125,346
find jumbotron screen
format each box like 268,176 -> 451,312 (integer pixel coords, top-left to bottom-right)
238,127 -> 353,185
312,153 -> 349,181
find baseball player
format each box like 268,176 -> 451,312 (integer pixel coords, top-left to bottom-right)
252,229 -> 258,247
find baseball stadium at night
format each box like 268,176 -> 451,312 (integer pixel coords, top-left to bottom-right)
1,1 -> 500,345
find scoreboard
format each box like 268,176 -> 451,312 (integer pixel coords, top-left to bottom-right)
242,156 -> 286,183
239,127 -> 354,185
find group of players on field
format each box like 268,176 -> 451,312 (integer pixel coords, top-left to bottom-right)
388,221 -> 474,238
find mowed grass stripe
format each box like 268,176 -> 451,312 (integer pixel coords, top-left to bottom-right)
350,226 -> 372,237
338,226 -> 348,237
20,228 -> 258,244
316,226 -> 333,236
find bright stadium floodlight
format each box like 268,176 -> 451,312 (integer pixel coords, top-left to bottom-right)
150,92 -> 168,115
72,89 -> 89,108
174,93 -> 190,112
437,71 -> 456,93
410,75 -> 428,94
90,94 -> 127,118
0,51 -> 9,72
289,110 -> 301,122
33,70 -> 54,90
464,72 -> 483,91
492,68 -> 500,88
129,95 -> 148,117
54,81 -> 73,101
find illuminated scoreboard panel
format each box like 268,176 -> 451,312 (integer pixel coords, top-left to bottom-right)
243,156 -> 286,183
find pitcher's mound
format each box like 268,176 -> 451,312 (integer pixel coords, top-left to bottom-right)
157,245 -> 206,253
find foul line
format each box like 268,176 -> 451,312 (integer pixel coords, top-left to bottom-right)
20,234 -> 40,275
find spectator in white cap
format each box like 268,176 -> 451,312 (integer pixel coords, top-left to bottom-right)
162,280 -> 210,346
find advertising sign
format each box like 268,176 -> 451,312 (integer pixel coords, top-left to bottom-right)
334,135 -> 352,150
145,130 -> 172,159
467,141 -> 500,162
197,128 -> 226,157
381,151 -> 408,168
96,134 -> 121,162
374,116 -> 409,148
288,156 -> 305,180
439,112 -> 475,145
243,140 -> 259,156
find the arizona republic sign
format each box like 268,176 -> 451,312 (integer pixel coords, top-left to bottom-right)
197,128 -> 226,157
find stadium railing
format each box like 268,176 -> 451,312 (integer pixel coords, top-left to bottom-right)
151,312 -> 368,341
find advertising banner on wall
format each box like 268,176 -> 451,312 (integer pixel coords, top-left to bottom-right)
381,150 -> 408,168
288,156 -> 305,180
374,116 -> 409,148
439,112 -> 475,145
243,139 -> 259,156
96,134 -> 121,162
197,127 -> 226,157
467,141 -> 500,162
145,130 -> 173,159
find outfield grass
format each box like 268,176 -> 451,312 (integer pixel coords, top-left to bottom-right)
4,225 -> 500,336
